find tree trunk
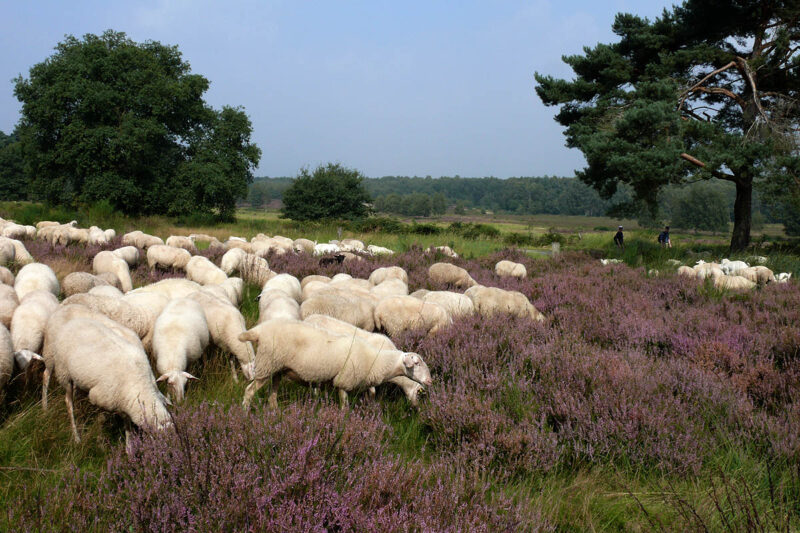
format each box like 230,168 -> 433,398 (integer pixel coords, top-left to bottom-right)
730,178 -> 752,251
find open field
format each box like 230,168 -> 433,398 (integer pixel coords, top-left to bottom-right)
0,205 -> 798,530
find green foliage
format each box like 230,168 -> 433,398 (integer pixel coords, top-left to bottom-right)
0,130 -> 27,200
281,163 -> 371,221
671,184 -> 730,233
13,31 -> 260,218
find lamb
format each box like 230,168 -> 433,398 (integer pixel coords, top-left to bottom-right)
133,278 -> 201,300
368,266 -> 408,286
257,288 -> 301,323
421,291 -> 475,319
166,235 -> 198,254
300,290 -> 375,331
370,279 -> 409,300
428,262 -> 477,289
47,317 -> 172,442
720,259 -> 749,275
14,263 -> 60,300
62,272 -> 112,297
495,260 -> 527,279
147,244 -> 191,270
776,272 -> 792,283
1,238 -> 34,265
293,238 -> 316,254
152,298 -> 209,402
465,286 -> 545,321
263,273 -> 302,303
373,296 -> 451,337
112,246 -> 140,267
185,256 -> 227,286
367,244 -> 394,255
714,275 -> 756,291
0,266 -> 14,285
0,284 -> 19,328
187,291 -> 255,381
11,290 -> 60,361
303,314 -> 424,406
239,320 -> 432,409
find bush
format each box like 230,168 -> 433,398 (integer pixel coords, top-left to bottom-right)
281,163 -> 371,221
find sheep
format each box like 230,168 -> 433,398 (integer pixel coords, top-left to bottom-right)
714,275 -> 756,291
339,238 -> 365,252
104,228 -> 116,241
224,239 -> 253,253
11,290 -> 59,360
111,246 -> 140,267
409,289 -> 430,299
62,293 -> 154,345
35,221 -> 61,230
120,291 -> 169,351
776,272 -> 792,283
185,255 -> 227,286
189,233 -> 219,244
749,255 -> 768,265
62,272 -> 111,297
220,248 -> 248,275
367,244 -> 394,255
251,238 -> 289,257
122,230 -> 164,249
599,258 -> 623,265
313,243 -> 341,256
263,273 -> 302,303
427,245 -> 458,258
187,291 -> 255,381
302,280 -> 332,301
495,260 -> 527,278
257,288 -> 301,323
428,262 -> 477,289
134,278 -> 202,300
48,317 -> 172,441
219,277 -> 244,307
166,235 -> 198,254
694,262 -> 724,281
332,273 -> 352,282
0,239 -> 15,266
0,266 -> 13,285
374,296 -> 451,337
301,274 -> 331,289
300,290 -> 375,331
88,226 -> 109,245
239,320 -> 432,409
237,253 -> 274,286
2,223 -> 28,240
147,244 -> 191,270
465,286 -> 545,321
677,266 -> 696,278
15,263 -> 60,301
738,266 -> 776,285
152,298 -> 209,402
89,285 -> 124,298
368,266 -> 408,286
293,238 -> 316,254
0,285 -> 19,328
720,259 -> 749,275
370,279 -> 409,300
1,238 -> 34,265
303,313 -> 424,406
93,250 -> 133,293
421,291 -> 475,319
0,324 -> 14,395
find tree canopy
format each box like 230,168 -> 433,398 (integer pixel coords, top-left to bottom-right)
13,30 -> 260,219
281,163 -> 371,221
535,0 -> 800,250
0,130 -> 26,201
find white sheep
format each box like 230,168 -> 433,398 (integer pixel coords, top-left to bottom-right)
62,272 -> 111,297
738,266 -> 775,285
465,286 -> 545,321
313,243 -> 340,256
720,259 -> 749,275
120,291 -> 169,351
218,277 -> 244,307
293,238 -> 316,254
366,244 -> 394,255
1,238 -> 34,265
133,278 -> 202,300
147,244 -> 192,270
373,296 -> 451,337
0,239 -> 14,266
104,228 -> 116,241
776,272 -> 792,283
1,223 -> 28,240
89,285 -> 124,298
185,255 -> 227,285
122,230 -> 163,249
0,266 -> 14,285
237,253 -> 273,286
220,248 -> 248,275
427,245 -> 458,258
0,323 -> 15,395
0,284 -> 19,329
257,288 -> 301,323
14,263 -> 60,301
240,320 -> 432,409
166,235 -> 198,254
300,290 -> 375,331
421,291 -> 475,319
224,239 -> 253,253
93,250 -> 133,293
112,246 -> 140,267
88,226 -> 109,245
11,290 -> 60,361
301,274 -> 331,289
48,317 -> 172,442
677,266 -> 696,278
152,298 -> 209,402
495,260 -> 527,278
62,293 -> 156,348
339,238 -> 365,252
368,266 -> 408,286
410,288 -> 430,299
428,262 -> 477,289
370,279 -> 409,300
694,262 -> 724,280
263,273 -> 302,303
714,275 -> 756,291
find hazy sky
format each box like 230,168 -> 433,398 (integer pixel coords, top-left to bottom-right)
0,0 -> 676,178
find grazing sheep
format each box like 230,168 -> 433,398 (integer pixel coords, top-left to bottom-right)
147,244 -> 192,270
166,235 -> 198,254
111,246 -> 140,267
224,239 -> 253,253
465,286 -> 545,321
301,280 -> 332,301
189,233 -> 219,244
257,288 -> 301,323
599,258 -> 623,265
301,274 -> 331,289
62,293 -> 154,345
2,223 -> 28,240
62,272 -> 111,297
240,320 -> 432,409
495,260 -> 527,279
218,277 -> 244,307
35,221 -> 61,230
313,243 -> 341,256
251,238 -> 290,257
1,238 -> 34,265
370,279 -> 409,300
263,273 -> 302,303
714,275 -> 756,291
0,284 -> 19,328
374,296 -> 451,337
300,291 -> 375,331
93,250 -> 133,293
133,278 -> 202,300
15,263 -> 60,301
339,238 -> 365,252
88,226 -> 109,245
185,256 -> 227,286
0,239 -> 15,266
677,266 -> 696,278
427,245 -> 458,258
120,292 -> 169,351
694,262 -> 724,281
739,266 -> 775,285
428,262 -> 477,289
187,291 -> 255,381
220,248 -> 248,275
122,230 -> 164,249
421,291 -> 475,319
0,266 -> 14,285
366,244 -> 394,255
104,228 -> 116,241
48,317 -> 172,442
368,266 -> 408,286
293,238 -> 316,254
152,298 -> 209,402
238,254 -> 274,286
11,290 -> 59,359
776,272 -> 792,283
0,324 -> 14,395
409,289 -> 430,299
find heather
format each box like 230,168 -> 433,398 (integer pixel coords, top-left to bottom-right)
2,238 -> 800,529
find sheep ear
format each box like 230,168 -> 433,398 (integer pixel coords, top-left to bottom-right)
156,374 -> 169,383
30,353 -> 44,361
183,372 -> 198,380
402,354 -> 416,368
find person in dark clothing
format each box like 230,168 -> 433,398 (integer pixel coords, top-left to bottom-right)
658,226 -> 671,248
613,226 -> 624,251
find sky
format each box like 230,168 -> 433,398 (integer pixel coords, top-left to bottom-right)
0,0 -> 677,178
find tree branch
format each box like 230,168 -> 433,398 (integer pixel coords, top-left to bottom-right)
735,57 -> 769,122
680,152 -> 737,182
678,61 -> 737,111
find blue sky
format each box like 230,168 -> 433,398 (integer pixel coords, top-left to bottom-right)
0,0 -> 676,178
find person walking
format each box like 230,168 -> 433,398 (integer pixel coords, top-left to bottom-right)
613,225 -> 624,251
658,226 -> 671,248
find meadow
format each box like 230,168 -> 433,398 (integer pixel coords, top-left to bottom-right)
0,202 -> 799,531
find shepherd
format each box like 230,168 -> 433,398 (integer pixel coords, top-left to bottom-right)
613,226 -> 624,251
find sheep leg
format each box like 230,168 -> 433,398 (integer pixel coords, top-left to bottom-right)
242,377 -> 268,411
65,381 -> 80,443
42,366 -> 51,410
368,386 -> 376,401
229,359 -> 239,383
338,388 -> 348,409
267,374 -> 281,409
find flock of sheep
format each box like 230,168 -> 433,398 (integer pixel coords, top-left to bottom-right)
0,218 -> 543,446
673,257 -> 792,289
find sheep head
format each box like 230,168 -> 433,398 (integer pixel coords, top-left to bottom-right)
402,353 -> 433,387
157,370 -> 198,403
